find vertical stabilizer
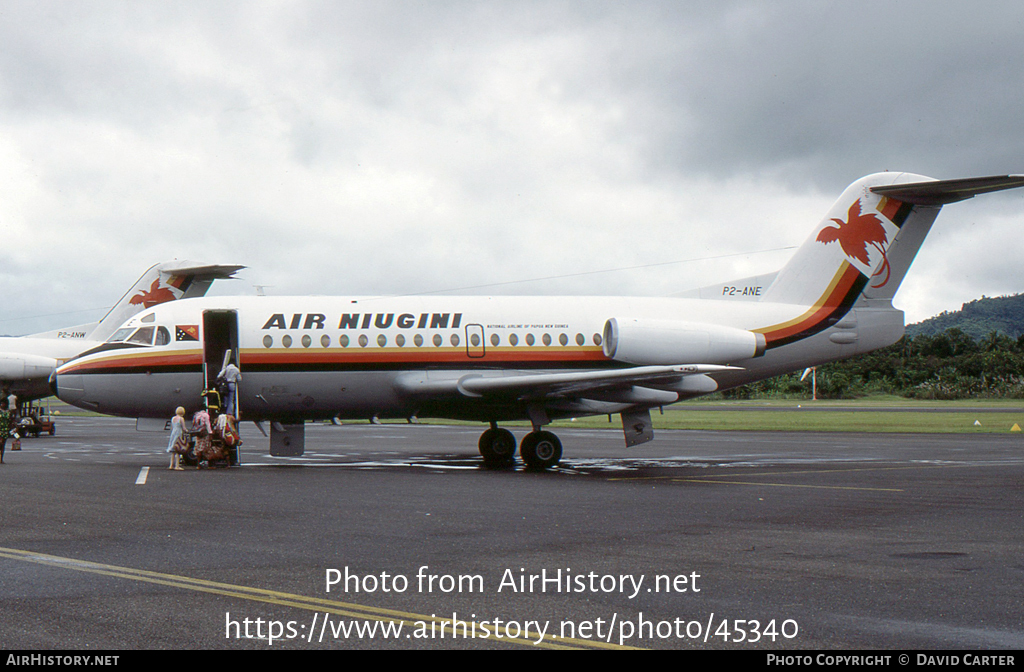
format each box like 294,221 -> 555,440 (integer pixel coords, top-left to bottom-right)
761,172 -> 935,308
756,173 -> 1024,349
763,173 -> 1024,310
88,262 -> 244,341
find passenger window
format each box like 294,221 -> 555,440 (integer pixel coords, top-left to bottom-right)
127,327 -> 155,345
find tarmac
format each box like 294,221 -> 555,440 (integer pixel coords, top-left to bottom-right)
1,416 -> 1022,650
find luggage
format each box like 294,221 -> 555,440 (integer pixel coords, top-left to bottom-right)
172,435 -> 188,454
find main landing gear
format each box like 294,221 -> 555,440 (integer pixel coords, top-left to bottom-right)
478,423 -> 563,470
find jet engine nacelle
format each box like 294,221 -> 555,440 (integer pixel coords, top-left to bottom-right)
0,354 -> 57,381
602,318 -> 766,366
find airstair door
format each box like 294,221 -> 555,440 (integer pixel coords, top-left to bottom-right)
202,310 -> 240,418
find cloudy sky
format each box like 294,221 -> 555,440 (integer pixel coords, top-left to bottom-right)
2,0 -> 1024,335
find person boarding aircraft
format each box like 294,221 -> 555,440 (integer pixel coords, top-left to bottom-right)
53,173 -> 1024,469
0,261 -> 243,404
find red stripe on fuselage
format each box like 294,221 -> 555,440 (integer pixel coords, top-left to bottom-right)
60,347 -> 611,375
58,351 -> 203,374
758,263 -> 863,346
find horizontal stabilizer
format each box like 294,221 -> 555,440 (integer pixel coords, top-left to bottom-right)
871,175 -> 1024,205
157,263 -> 246,279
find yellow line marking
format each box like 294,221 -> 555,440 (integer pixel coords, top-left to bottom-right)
0,546 -> 637,650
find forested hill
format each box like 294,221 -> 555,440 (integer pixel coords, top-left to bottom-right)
722,293 -> 1024,400
906,294 -> 1024,339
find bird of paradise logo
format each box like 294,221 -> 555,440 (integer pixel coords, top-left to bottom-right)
129,279 -> 178,307
816,198 -> 892,288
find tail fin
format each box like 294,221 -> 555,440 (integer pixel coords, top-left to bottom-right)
752,173 -> 1024,350
89,261 -> 244,341
762,173 -> 1024,308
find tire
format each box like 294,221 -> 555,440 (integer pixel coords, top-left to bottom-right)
478,428 -> 517,467
519,431 -> 562,470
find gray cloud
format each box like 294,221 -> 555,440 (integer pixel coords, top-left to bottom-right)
0,0 -> 1021,334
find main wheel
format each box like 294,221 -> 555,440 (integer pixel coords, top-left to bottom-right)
478,427 -> 517,467
519,430 -> 562,470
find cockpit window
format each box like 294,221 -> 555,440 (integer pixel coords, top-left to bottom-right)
107,328 -> 135,343
104,325 -> 171,346
127,327 -> 155,346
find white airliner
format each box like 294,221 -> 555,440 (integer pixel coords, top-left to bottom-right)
53,173 -> 1024,469
0,261 -> 243,403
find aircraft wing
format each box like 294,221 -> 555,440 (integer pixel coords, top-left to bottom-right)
395,364 -> 739,401
396,364 -> 740,448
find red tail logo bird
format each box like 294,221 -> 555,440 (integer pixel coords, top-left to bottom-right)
816,199 -> 888,266
129,280 -> 176,307
816,198 -> 893,287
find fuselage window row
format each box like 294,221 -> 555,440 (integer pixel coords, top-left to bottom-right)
258,332 -> 604,349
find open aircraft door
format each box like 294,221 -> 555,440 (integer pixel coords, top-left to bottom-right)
203,310 -> 239,413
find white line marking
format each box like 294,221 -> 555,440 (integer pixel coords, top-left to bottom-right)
135,467 -> 149,485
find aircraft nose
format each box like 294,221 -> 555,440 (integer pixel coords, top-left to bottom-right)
53,372 -> 87,406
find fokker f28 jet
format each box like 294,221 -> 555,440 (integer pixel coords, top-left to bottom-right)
0,261 -> 242,403
54,173 -> 1024,469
